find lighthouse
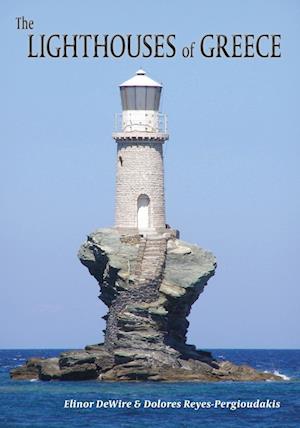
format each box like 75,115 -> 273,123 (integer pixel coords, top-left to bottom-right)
113,69 -> 169,234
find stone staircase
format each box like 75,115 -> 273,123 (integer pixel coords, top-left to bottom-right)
134,236 -> 167,287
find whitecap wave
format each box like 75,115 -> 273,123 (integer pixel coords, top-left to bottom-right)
264,369 -> 290,380
273,370 -> 290,381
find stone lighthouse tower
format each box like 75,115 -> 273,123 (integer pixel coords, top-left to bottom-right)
113,69 -> 169,234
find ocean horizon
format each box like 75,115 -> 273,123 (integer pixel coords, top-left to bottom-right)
1,348 -> 299,427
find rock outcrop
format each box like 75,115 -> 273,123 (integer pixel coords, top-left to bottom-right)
10,228 -> 281,382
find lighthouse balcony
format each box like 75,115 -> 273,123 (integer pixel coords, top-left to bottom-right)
112,112 -> 169,142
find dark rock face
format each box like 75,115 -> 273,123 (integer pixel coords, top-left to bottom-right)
78,229 -> 217,369
10,228 -> 281,382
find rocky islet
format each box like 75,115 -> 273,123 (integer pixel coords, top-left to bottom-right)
10,228 -> 281,382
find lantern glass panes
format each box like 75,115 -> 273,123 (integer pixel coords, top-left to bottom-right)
120,87 -> 161,111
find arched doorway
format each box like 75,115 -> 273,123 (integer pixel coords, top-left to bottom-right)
137,194 -> 150,230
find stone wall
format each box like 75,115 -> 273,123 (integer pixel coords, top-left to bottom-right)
115,141 -> 165,229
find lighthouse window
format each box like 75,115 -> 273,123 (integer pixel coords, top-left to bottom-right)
136,87 -> 146,109
145,88 -> 155,110
118,156 -> 123,166
154,89 -> 160,111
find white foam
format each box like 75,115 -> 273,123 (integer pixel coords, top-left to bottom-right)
273,370 -> 290,381
264,369 -> 290,380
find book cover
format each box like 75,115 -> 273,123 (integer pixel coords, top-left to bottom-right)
1,0 -> 299,427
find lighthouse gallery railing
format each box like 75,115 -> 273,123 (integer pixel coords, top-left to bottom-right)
114,112 -> 168,134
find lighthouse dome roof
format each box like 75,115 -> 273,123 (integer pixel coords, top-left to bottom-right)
120,69 -> 162,88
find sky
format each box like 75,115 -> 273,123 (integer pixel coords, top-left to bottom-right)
1,0 -> 299,349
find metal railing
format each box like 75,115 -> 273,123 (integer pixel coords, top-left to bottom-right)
114,112 -> 168,134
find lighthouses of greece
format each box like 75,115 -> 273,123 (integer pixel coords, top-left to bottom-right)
113,69 -> 169,234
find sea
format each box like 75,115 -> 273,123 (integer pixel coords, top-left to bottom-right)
0,349 -> 299,428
